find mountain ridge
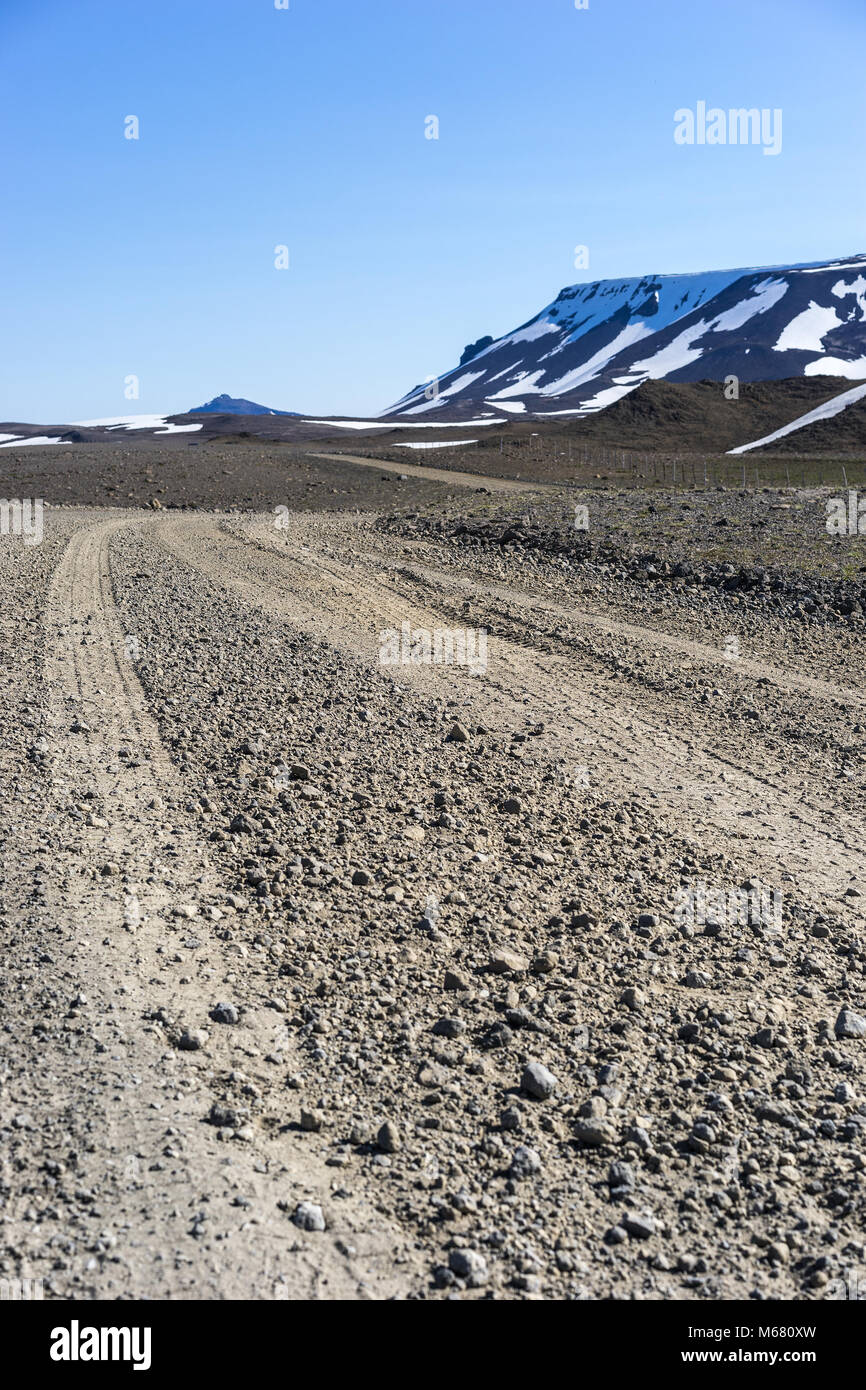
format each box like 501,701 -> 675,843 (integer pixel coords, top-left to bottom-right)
385,254 -> 866,419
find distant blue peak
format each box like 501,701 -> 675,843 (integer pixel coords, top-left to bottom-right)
189,394 -> 299,416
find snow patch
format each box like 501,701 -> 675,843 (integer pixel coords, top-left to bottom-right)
539,322 -> 653,396
711,278 -> 788,332
306,418 -> 505,430
0,435 -> 71,448
630,322 -> 708,377
727,382 -> 866,454
803,356 -> 866,379
802,259 -> 866,273
773,303 -> 843,353
393,439 -> 478,450
499,318 -> 561,347
403,395 -> 454,416
72,414 -> 202,435
831,275 -> 866,319
441,369 -> 486,394
575,382 -> 643,413
486,371 -> 545,400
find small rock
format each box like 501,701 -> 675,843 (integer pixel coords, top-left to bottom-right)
488,948 -> 528,975
685,969 -> 712,989
574,1118 -> 617,1148
531,952 -> 558,975
377,1119 -> 401,1153
448,1248 -> 488,1286
521,1061 -> 557,1100
292,1202 -> 325,1232
623,1214 -> 655,1240
433,1017 -> 465,1038
481,1021 -> 513,1049
619,986 -> 646,1010
608,1161 -> 636,1190
509,1145 -> 542,1179
207,1101 -> 243,1129
835,1008 -> 866,1040
210,1001 -> 239,1025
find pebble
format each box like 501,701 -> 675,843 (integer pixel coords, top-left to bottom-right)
210,1001 -> 239,1025
488,948 -> 528,975
622,1214 -> 655,1240
433,1017 -> 466,1038
521,1061 -> 557,1100
835,1008 -> 866,1039
574,1119 -> 617,1147
448,1248 -> 488,1286
292,1202 -> 325,1232
509,1145 -> 541,1179
377,1119 -> 401,1153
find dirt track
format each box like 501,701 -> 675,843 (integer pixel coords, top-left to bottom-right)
2,505 -> 864,1301
307,451 -> 559,492
157,511 -> 864,916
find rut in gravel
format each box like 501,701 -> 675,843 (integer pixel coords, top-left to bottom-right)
11,516 -> 407,1300
153,511 -> 864,924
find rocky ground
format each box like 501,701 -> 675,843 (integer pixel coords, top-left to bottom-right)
0,472 -> 864,1301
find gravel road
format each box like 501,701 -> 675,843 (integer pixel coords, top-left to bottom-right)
1,501 -> 864,1301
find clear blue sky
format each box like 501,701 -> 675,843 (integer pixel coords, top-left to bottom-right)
1,0 -> 864,421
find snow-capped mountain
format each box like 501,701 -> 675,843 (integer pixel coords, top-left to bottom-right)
384,255 -> 866,419
190,394 -> 299,416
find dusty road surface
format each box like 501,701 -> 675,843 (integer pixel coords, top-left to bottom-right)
2,503 -> 864,1302
307,451 -> 560,492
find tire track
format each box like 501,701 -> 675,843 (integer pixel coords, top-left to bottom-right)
154,512 -> 864,922
9,516 -> 408,1300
